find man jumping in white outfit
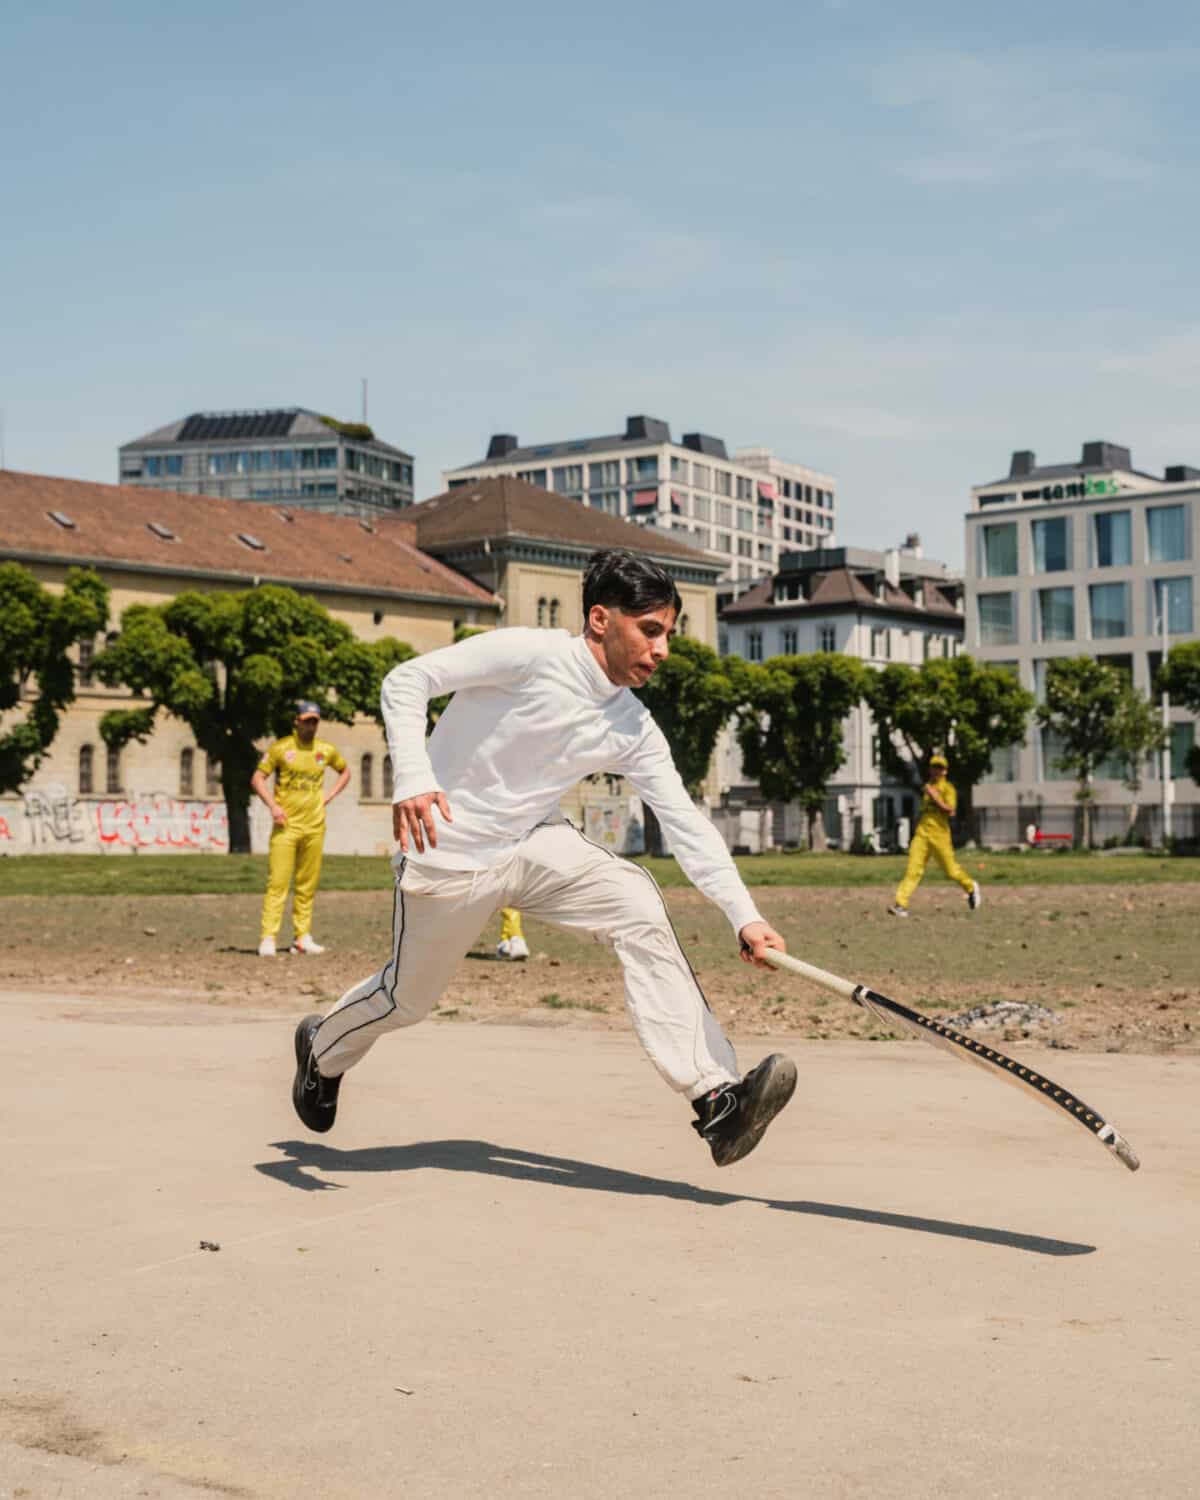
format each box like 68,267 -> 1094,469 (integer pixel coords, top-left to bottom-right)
292,549 -> 797,1167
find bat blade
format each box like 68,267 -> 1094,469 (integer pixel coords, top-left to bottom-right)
761,947 -> 1140,1172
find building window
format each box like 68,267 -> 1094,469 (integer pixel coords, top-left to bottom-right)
871,626 -> 890,658
205,755 -> 221,796
1031,516 -> 1070,572
678,613 -> 689,636
79,744 -> 94,795
549,599 -> 560,628
517,468 -> 547,488
1151,576 -> 1194,635
1040,727 -> 1075,781
383,754 -> 393,797
781,627 -> 798,654
77,637 -> 95,686
106,746 -> 121,795
1037,587 -> 1075,642
692,464 -> 711,490
551,465 -> 583,492
737,537 -> 753,557
1147,504 -> 1188,563
714,469 -> 732,497
1089,582 -> 1130,639
670,456 -> 689,481
588,460 -> 619,487
317,447 -> 338,470
180,748 -> 194,797
1093,510 -> 1131,567
736,476 -> 753,500
981,523 -> 1018,577
746,630 -> 763,662
359,753 -> 373,799
630,456 -> 658,481
978,592 -> 1017,646
537,597 -> 547,627
1170,722 -> 1195,779
819,625 -> 836,652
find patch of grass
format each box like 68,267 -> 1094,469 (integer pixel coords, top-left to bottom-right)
538,991 -> 607,1013
1,848 -> 1197,899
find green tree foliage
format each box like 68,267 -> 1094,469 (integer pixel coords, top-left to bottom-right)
0,563 -> 109,794
1035,657 -> 1126,848
736,654 -> 868,849
93,585 -> 413,852
866,656 -> 1035,842
1157,641 -> 1200,783
635,636 -> 746,853
1109,683 -> 1169,840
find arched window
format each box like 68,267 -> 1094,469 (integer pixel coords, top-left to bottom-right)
79,744 -> 94,795
180,747 -> 194,797
382,754 -> 393,799
78,638 -> 95,686
105,745 -> 121,795
548,598 -> 560,628
360,752 -> 374,800
205,755 -> 221,797
537,596 -> 547,627
678,613 -> 689,636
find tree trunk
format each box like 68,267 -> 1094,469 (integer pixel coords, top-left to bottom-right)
221,739 -> 260,855
806,803 -> 827,851
956,781 -> 979,847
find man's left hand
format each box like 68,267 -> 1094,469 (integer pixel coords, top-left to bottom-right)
738,920 -> 786,967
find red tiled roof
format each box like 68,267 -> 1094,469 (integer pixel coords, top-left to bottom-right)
0,470 -> 498,607
400,474 -> 720,570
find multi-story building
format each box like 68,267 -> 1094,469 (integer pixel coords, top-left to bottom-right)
965,441 -> 1199,844
119,408 -> 415,515
0,469 -> 496,856
718,540 -> 963,849
442,414 -> 836,587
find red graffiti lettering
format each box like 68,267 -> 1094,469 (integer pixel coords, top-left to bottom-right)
94,794 -> 229,851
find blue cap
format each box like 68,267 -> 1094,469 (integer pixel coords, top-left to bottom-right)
295,700 -> 321,719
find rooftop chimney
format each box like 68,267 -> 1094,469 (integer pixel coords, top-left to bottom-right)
487,434 -> 518,459
901,531 -> 922,556
1009,450 -> 1036,478
884,548 -> 901,589
1081,441 -> 1132,471
1164,464 -> 1200,483
624,415 -> 671,443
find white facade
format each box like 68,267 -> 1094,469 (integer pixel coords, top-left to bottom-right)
965,443 -> 1200,844
443,416 -> 836,588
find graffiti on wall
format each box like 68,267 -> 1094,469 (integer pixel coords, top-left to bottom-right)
7,786 -> 229,853
95,794 -> 230,850
23,783 -> 86,846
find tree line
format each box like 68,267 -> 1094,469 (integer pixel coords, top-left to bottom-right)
3,560 -> 1199,852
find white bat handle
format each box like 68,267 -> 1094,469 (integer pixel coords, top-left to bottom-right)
759,946 -> 860,1001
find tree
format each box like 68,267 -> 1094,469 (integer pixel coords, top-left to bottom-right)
1110,683 -> 1169,841
866,655 -> 1035,843
735,654 -> 869,849
1157,642 -> 1200,784
0,562 -> 109,794
1035,657 -> 1126,848
635,637 -> 746,854
94,585 -> 414,853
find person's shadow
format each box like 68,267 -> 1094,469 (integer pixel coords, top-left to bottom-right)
255,1138 -> 1095,1258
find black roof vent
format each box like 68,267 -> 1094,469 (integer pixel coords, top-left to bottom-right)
681,432 -> 728,459
1009,450 -> 1036,477
1164,464 -> 1200,483
1080,441 -> 1132,471
47,510 -> 76,530
624,415 -> 671,443
487,433 -> 518,459
237,532 -> 267,552
147,521 -> 176,541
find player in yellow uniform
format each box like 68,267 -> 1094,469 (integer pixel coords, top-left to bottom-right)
496,907 -> 529,960
251,701 -> 350,956
888,754 -> 981,917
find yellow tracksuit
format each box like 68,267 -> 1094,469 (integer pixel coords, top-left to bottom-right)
258,734 -> 346,941
894,778 -> 975,909
499,908 -> 524,943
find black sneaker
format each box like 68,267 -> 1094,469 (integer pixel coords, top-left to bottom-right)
292,1013 -> 341,1133
691,1054 -> 797,1167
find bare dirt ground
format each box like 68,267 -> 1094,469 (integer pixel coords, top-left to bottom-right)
3,880 -> 1196,1053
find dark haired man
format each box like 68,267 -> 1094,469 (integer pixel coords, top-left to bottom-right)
292,549 -> 796,1167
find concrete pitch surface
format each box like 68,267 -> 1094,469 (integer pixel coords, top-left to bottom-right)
3,988 -> 1196,1499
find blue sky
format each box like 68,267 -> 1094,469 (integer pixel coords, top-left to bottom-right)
3,0 -> 1197,567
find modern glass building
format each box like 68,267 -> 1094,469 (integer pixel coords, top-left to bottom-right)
965,441 -> 1199,843
119,408 -> 414,515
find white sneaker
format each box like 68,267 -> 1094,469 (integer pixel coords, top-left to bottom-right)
292,934 -> 326,955
258,936 -> 276,957
496,936 -> 530,961
968,882 -> 983,911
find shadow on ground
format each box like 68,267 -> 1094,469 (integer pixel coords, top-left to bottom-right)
256,1138 -> 1095,1258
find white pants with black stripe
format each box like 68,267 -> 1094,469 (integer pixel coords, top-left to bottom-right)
311,822 -> 740,1100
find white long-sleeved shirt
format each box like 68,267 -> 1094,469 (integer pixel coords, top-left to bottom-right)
381,627 -> 763,936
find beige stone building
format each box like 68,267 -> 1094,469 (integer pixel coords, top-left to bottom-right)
1,469 -> 722,858
0,470 -> 499,857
